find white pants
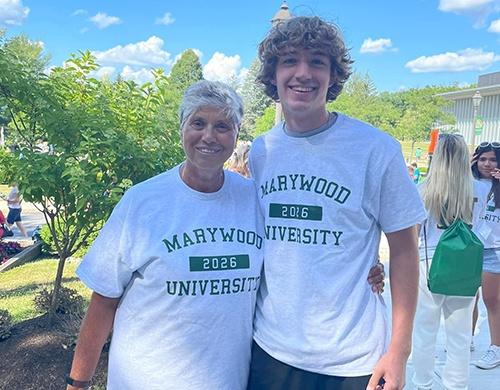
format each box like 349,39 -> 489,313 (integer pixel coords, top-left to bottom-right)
412,262 -> 475,390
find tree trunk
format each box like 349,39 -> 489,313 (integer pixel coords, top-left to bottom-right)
410,140 -> 416,162
48,254 -> 67,325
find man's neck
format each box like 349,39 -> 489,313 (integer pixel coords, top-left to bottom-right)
283,109 -> 330,134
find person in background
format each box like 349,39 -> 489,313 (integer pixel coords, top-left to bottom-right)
407,164 -> 415,180
6,183 -> 28,238
227,141 -> 251,178
470,142 -> 500,370
412,162 -> 421,184
412,134 -> 489,389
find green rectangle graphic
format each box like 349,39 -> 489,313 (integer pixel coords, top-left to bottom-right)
189,254 -> 250,271
269,203 -> 323,221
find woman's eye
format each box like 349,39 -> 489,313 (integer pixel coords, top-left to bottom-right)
191,120 -> 204,129
216,123 -> 231,132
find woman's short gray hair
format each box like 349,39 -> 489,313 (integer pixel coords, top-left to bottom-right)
179,80 -> 244,131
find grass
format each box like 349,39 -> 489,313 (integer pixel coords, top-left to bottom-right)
0,257 -> 91,324
399,141 -> 430,168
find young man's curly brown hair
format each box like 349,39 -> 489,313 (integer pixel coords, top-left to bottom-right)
257,16 -> 353,102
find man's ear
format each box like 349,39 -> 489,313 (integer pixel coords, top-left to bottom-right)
271,75 -> 277,86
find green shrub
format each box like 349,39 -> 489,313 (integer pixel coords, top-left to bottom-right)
0,308 -> 13,340
34,286 -> 85,317
39,221 -> 102,258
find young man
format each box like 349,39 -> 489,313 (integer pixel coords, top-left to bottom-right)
247,17 -> 426,390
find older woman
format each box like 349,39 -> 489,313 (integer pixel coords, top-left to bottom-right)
66,81 -> 264,390
67,80 -> 384,390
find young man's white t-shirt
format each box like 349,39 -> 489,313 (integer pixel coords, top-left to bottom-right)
77,166 -> 264,390
249,113 -> 426,376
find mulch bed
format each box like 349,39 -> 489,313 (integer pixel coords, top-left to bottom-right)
0,314 -> 108,390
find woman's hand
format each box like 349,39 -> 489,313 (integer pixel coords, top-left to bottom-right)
367,261 -> 386,294
491,169 -> 500,180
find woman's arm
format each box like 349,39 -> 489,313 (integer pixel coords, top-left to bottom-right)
66,292 -> 120,390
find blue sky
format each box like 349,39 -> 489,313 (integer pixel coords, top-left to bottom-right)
1,0 -> 499,91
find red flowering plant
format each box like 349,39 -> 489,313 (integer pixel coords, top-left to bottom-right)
0,240 -> 22,264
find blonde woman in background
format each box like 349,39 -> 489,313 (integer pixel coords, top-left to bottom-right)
412,134 -> 489,390
227,141 -> 251,178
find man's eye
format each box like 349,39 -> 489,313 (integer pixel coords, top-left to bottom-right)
282,58 -> 296,65
312,59 -> 326,66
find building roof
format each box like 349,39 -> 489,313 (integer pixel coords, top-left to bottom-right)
438,71 -> 500,100
438,84 -> 500,100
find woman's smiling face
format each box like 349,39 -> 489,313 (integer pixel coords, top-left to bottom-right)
477,150 -> 498,179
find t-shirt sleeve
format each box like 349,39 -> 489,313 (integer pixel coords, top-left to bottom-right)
76,191 -> 135,298
377,151 -> 426,233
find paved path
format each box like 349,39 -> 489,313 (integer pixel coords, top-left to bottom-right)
379,234 -> 499,389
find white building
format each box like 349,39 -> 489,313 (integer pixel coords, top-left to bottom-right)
438,71 -> 500,145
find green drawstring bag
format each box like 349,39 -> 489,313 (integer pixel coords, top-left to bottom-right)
424,219 -> 484,297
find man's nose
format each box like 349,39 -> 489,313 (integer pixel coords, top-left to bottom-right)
295,60 -> 312,80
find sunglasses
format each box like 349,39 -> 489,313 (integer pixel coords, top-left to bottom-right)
479,142 -> 500,149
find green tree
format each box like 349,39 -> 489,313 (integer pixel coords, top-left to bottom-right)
328,73 -> 399,135
239,59 -> 272,140
0,35 -> 183,323
253,105 -> 276,137
389,86 -> 456,157
168,49 -> 203,92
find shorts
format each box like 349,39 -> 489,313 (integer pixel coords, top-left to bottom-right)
483,248 -> 500,274
247,341 -> 376,390
7,208 -> 22,224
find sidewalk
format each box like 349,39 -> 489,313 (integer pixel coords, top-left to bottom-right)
1,202 -> 45,242
379,234 -> 499,389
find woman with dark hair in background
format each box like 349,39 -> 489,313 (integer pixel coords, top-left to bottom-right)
471,142 -> 500,370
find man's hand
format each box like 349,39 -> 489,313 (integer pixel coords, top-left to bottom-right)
366,348 -> 408,390
367,261 -> 385,294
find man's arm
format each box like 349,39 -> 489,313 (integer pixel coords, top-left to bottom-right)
367,225 -> 419,390
66,292 -> 120,390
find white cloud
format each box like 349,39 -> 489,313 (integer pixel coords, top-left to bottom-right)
93,36 -> 172,67
488,18 -> 500,32
0,0 -> 29,26
72,9 -> 87,17
156,12 -> 175,26
439,0 -> 494,12
90,12 -> 122,29
438,0 -> 500,27
120,66 -> 155,84
90,66 -> 116,80
203,52 -> 246,84
80,27 -> 89,34
405,48 -> 500,73
360,38 -> 395,54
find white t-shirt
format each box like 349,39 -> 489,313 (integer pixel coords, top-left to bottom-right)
478,179 -> 500,249
249,113 -> 426,376
77,165 -> 264,390
418,179 -> 490,259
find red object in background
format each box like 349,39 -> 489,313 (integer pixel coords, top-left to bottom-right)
428,129 -> 439,154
